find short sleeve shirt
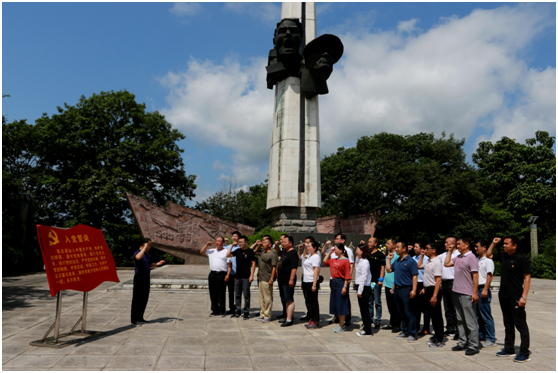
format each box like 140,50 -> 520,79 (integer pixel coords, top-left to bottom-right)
422,256 -> 443,287
327,245 -> 355,264
383,252 -> 399,288
206,248 -> 231,272
324,258 -> 352,280
302,253 -> 321,283
438,250 -> 460,280
413,255 -> 429,283
225,244 -> 239,275
392,255 -> 418,287
478,256 -> 495,286
368,250 -> 386,282
231,248 -> 256,279
133,249 -> 150,274
277,249 -> 299,285
451,251 -> 479,296
493,252 -> 530,300
257,250 -> 278,282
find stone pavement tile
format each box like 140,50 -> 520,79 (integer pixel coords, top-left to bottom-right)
83,335 -> 130,346
155,356 -> 204,370
3,354 -> 65,368
104,355 -> 158,369
419,351 -> 472,363
2,326 -> 25,338
3,368 -> 50,371
257,367 -> 305,371
532,347 -> 557,360
447,361 -> 513,371
69,344 -> 121,355
23,346 -> 76,355
161,344 -> 205,356
378,352 -> 427,365
115,343 -> 164,356
361,342 -> 415,353
386,363 -> 444,371
286,344 -> 330,355
134,328 -> 173,337
124,335 -> 168,345
247,344 -> 288,355
166,336 -> 205,345
3,343 -> 33,355
206,330 -> 242,338
205,356 -> 253,370
53,355 -> 112,368
49,367 -> 100,370
206,343 -> 249,356
250,354 -> 299,369
3,335 -> 45,345
292,354 -> 348,369
325,343 -> 368,354
102,368 -> 154,371
301,366 -> 350,371
2,355 -> 17,364
335,353 -> 386,370
240,329 -> 277,338
477,360 -> 540,371
205,335 -> 244,345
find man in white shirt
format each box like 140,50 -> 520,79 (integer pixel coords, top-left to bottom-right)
201,237 -> 231,317
475,239 -> 497,348
322,233 -> 355,326
437,237 -> 459,337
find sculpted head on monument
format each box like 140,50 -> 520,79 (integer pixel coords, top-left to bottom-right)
273,18 -> 303,57
301,34 -> 344,99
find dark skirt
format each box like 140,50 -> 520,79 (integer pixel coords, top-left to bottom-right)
329,278 -> 350,316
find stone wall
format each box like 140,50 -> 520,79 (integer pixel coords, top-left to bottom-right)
316,212 -> 379,235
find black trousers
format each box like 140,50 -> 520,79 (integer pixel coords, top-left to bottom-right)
357,286 -> 373,333
412,282 -> 431,331
425,286 -> 444,343
208,271 -> 227,314
442,280 -> 458,333
385,286 -> 401,327
278,283 -> 287,316
226,274 -> 236,311
499,296 -> 530,356
302,282 -> 320,323
131,272 -> 150,323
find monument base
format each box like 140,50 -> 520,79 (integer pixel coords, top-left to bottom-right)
270,206 -> 317,233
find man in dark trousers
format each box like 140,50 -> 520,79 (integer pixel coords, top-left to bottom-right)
226,235 -> 256,319
382,238 -> 402,333
201,237 -> 231,317
131,238 -> 164,325
486,236 -> 532,363
224,231 -> 241,315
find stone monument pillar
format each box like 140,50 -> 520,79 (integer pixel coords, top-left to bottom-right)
266,2 -> 320,233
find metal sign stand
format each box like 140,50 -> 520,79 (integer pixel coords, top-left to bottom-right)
29,291 -> 105,348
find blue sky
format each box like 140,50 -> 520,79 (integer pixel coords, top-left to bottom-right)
3,2 -> 556,205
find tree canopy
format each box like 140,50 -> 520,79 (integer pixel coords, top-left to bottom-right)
3,90 -> 197,271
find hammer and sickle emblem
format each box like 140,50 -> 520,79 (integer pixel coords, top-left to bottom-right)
48,230 -> 59,246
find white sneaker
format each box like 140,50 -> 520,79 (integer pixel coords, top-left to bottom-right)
356,330 -> 372,337
255,317 -> 264,322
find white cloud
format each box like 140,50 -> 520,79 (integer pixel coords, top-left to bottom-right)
169,2 -> 202,17
212,159 -> 226,171
161,4 -> 555,191
397,18 -> 419,33
223,3 -> 280,23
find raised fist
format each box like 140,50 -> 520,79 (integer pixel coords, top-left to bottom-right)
492,237 -> 501,244
387,252 -> 394,259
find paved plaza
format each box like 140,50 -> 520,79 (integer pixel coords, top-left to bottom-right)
2,266 -> 556,371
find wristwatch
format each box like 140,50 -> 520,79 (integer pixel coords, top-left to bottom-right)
521,296 -> 527,300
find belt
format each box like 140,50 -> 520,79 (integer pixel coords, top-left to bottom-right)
442,279 -> 454,282
210,270 -> 227,274
424,285 -> 435,289
395,285 -> 411,289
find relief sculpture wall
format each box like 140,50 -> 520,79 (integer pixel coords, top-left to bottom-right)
126,193 -> 255,264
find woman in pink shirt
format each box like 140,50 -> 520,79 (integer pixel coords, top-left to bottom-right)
324,243 -> 352,333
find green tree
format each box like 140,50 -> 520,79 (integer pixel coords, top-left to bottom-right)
195,180 -> 271,231
472,131 -> 556,243
3,90 -> 197,268
320,132 -> 484,241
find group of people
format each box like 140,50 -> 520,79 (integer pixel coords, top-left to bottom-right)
131,232 -> 532,363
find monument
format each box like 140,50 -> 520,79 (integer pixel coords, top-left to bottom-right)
126,193 -> 255,264
266,2 -> 343,233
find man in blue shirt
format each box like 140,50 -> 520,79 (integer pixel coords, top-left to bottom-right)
131,238 -> 164,325
224,231 -> 241,315
386,241 -> 419,342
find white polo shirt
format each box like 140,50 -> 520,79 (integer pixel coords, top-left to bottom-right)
438,250 -> 459,280
302,253 -> 321,283
206,248 -> 231,272
478,256 -> 495,286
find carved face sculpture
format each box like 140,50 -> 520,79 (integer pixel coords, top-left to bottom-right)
274,19 -> 302,57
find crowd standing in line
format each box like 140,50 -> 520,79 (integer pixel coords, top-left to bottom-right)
190,233 -> 531,363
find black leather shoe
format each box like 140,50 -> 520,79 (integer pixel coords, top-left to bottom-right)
453,334 -> 460,340
281,320 -> 293,327
391,327 -> 401,333
300,315 -> 311,321
382,324 -> 394,330
231,313 -> 241,318
465,349 -> 479,356
451,345 -> 465,351
226,310 -> 235,315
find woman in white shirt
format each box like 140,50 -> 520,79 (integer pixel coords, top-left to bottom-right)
301,240 -> 322,329
355,243 -> 373,337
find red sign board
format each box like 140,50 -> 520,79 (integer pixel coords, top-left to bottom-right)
36,224 -> 120,297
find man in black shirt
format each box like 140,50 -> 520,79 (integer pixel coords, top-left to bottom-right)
367,237 -> 385,328
277,236 -> 299,327
486,235 -> 531,363
227,236 -> 256,319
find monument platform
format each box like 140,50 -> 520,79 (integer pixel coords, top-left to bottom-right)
106,265 -> 502,295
